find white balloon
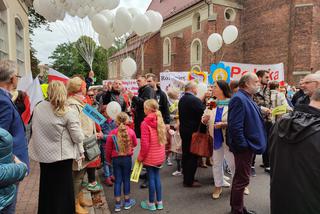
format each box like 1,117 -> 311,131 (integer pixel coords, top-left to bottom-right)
222,25 -> 239,45
128,8 -> 142,18
99,34 -> 114,49
113,7 -> 133,37
121,57 -> 137,77
100,10 -> 114,21
107,101 -> 122,120
152,11 -> 163,32
197,83 -> 207,99
145,10 -> 159,32
207,33 -> 223,53
132,13 -> 151,36
91,14 -> 109,35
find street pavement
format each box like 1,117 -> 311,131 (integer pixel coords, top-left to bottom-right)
101,155 -> 270,214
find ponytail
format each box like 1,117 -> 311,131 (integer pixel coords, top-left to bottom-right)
156,110 -> 167,145
116,112 -> 131,154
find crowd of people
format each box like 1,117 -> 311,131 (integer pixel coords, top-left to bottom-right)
0,58 -> 320,214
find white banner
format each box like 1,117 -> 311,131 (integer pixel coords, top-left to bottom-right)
103,79 -> 139,95
223,62 -> 284,82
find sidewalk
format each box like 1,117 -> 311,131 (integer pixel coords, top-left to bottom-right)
16,160 -> 111,214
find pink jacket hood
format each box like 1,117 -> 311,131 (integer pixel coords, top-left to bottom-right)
144,113 -> 158,129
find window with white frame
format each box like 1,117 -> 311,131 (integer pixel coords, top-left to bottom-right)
15,17 -> 24,75
191,39 -> 202,65
163,37 -> 171,66
192,12 -> 201,32
0,1 -> 8,60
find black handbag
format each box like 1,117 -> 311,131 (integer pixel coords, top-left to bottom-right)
83,135 -> 100,161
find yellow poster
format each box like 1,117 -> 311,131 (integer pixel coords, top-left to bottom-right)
130,160 -> 143,183
272,105 -> 287,117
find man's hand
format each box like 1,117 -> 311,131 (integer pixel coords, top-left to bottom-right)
202,115 -> 210,124
128,91 -> 134,99
214,122 -> 227,129
261,106 -> 271,115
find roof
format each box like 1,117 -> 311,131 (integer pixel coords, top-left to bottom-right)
147,0 -> 203,20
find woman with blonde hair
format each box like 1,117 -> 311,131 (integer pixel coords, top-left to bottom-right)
105,112 -> 138,212
138,99 -> 166,211
67,77 -> 101,213
29,81 -> 84,214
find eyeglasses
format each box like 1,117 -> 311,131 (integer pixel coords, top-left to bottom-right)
302,81 -> 317,84
88,94 -> 94,97
15,75 -> 22,79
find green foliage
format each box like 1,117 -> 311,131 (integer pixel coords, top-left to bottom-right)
49,37 -> 119,85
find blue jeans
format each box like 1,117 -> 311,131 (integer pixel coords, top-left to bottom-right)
112,156 -> 132,197
100,143 -> 112,177
147,167 -> 162,203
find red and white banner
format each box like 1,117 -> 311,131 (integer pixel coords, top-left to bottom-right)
48,68 -> 69,84
223,62 -> 285,82
103,79 -> 139,95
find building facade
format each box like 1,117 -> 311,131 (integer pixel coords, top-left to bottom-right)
0,0 -> 32,75
109,0 -> 320,85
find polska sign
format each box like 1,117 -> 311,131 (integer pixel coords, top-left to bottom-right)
222,62 -> 285,82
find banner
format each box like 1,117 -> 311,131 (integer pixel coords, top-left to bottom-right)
103,79 -> 138,95
82,104 -> 106,125
222,62 -> 284,82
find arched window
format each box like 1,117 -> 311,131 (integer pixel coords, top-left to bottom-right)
192,12 -> 201,32
15,17 -> 25,75
191,39 -> 202,65
0,1 -> 8,60
163,37 -> 171,66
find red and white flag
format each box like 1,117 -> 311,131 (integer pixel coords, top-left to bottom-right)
48,68 -> 69,84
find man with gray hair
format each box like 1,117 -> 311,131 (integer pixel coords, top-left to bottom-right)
179,81 -> 205,187
270,88 -> 320,214
228,73 -> 267,214
0,60 -> 29,213
295,73 -> 320,105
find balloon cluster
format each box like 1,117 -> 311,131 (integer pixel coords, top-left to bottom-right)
207,25 -> 239,53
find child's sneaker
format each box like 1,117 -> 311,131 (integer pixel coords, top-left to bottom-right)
87,182 -> 103,192
141,200 -> 156,211
156,201 -> 164,210
172,171 -> 182,176
166,158 -> 173,166
124,199 -> 136,210
114,203 -> 121,212
104,177 -> 113,186
81,181 -> 88,188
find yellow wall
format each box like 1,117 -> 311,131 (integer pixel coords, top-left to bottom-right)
2,0 -> 31,75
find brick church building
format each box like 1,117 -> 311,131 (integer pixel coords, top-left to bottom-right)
108,0 -> 320,85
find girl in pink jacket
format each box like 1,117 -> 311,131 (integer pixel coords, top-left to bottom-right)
105,112 -> 138,212
138,99 -> 166,211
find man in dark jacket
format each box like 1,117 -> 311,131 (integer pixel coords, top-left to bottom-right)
295,73 -> 320,106
178,81 -> 205,187
128,75 -> 155,138
101,80 -> 127,112
146,73 -> 170,125
270,88 -> 320,214
228,73 -> 267,214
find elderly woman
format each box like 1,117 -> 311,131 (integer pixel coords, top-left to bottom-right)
67,77 -> 101,213
202,80 -> 235,200
28,81 -> 84,214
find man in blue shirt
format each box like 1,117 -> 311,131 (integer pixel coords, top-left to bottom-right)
0,60 -> 29,214
228,73 -> 267,214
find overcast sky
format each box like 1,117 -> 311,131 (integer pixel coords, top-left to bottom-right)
31,0 -> 152,64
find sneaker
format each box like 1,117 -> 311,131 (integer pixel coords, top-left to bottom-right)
141,200 -> 156,211
264,167 -> 270,173
244,187 -> 250,195
250,167 -> 256,177
115,203 -> 121,212
87,182 -> 103,192
166,158 -> 173,166
124,199 -> 136,210
140,180 -> 148,189
223,175 -> 230,181
156,201 -> 164,210
104,177 -> 113,187
172,171 -> 182,176
222,180 -> 230,188
81,181 -> 88,188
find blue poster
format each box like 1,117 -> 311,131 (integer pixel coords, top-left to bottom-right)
82,104 -> 106,125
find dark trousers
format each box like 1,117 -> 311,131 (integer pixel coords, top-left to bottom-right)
38,159 -> 75,214
181,133 -> 198,186
112,156 -> 132,197
87,168 -> 96,183
230,149 -> 254,214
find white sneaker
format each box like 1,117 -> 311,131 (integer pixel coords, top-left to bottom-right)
166,158 -> 173,166
244,187 -> 250,195
222,180 -> 230,187
223,175 -> 230,181
172,171 -> 182,176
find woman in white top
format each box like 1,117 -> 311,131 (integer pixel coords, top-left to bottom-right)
202,80 -> 235,200
29,81 -> 84,214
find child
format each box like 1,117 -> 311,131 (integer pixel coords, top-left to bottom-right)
100,105 -> 117,186
138,99 -> 166,211
105,112 -> 137,212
